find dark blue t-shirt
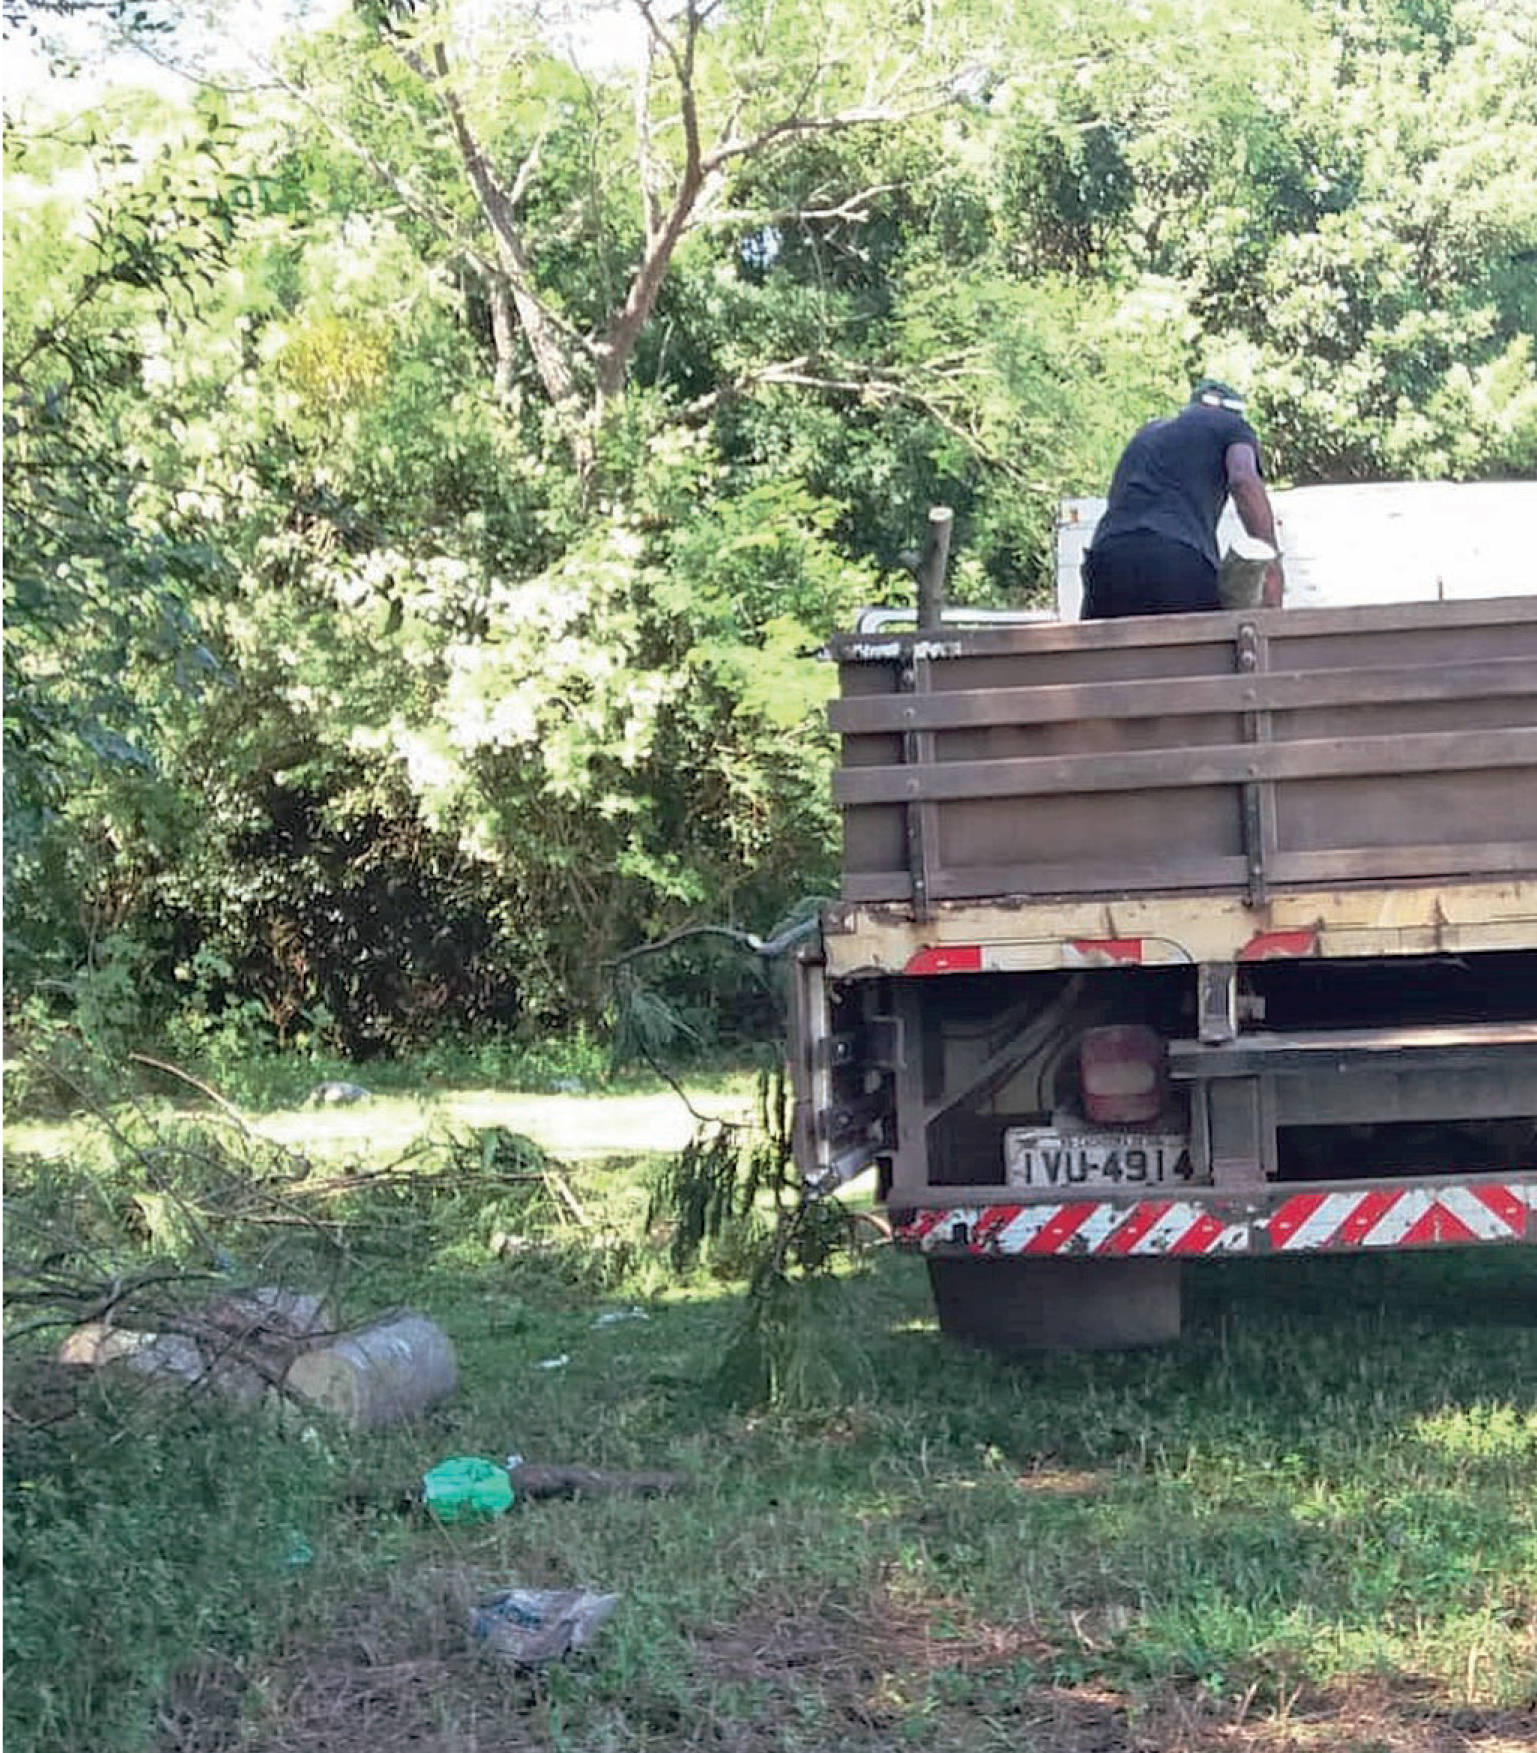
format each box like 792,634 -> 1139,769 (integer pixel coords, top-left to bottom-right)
1090,403 -> 1264,571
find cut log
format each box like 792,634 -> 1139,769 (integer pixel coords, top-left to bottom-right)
284,1310 -> 457,1428
1218,534 -> 1278,608
507,1462 -> 689,1499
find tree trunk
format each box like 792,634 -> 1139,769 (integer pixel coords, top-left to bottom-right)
489,276 -> 517,404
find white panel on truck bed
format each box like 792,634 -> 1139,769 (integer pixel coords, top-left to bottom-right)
1057,481 -> 1537,621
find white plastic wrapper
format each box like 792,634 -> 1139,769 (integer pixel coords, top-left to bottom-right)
468,1587 -> 619,1664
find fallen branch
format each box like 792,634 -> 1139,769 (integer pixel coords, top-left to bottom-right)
285,1167 -> 551,1201
128,1052 -> 250,1128
544,1168 -> 591,1228
509,1462 -> 690,1500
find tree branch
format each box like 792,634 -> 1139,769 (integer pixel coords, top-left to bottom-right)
372,22 -> 587,426
689,183 -> 903,229
676,352 -> 1055,484
507,125 -> 547,211
633,29 -> 665,241
703,95 -> 946,176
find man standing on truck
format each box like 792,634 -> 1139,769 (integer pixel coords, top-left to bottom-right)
1081,379 -> 1284,618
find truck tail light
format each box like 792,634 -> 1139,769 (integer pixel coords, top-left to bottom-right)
1078,1025 -> 1166,1125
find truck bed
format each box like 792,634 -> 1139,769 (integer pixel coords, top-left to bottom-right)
829,597 -> 1537,935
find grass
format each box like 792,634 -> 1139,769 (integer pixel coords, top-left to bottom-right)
5,1066 -> 1537,1753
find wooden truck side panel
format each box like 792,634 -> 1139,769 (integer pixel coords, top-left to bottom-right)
829,598 -> 1537,911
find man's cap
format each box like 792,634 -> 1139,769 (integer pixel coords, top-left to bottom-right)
1192,378 -> 1246,411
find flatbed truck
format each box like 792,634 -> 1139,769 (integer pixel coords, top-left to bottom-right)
789,521 -> 1537,1348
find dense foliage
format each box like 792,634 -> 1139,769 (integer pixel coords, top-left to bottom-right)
5,0 -> 1536,1061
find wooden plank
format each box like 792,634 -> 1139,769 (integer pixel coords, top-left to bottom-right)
1269,843 -> 1537,883
828,615 -> 1241,664
1275,768 -> 1537,862
831,655 -> 1537,736
846,841 -> 1537,903
827,595 -> 1537,665
925,856 -> 1250,899
822,882 -> 1537,980
841,870 -> 916,902
933,786 -> 1242,879
833,726 -> 1537,806
842,853 -> 1252,903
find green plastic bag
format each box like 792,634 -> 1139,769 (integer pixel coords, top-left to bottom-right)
423,1456 -> 515,1525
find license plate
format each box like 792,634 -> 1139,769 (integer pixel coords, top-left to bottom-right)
1003,1129 -> 1192,1190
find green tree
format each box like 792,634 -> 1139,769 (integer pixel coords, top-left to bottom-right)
280,0 -> 1014,475
3,106 -> 253,1004
8,0 -> 1535,1063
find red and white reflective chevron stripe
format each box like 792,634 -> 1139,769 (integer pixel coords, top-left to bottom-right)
894,1180 -> 1536,1257
901,1199 -> 1252,1256
1267,1183 -> 1533,1250
903,945 -> 984,975
1238,929 -> 1320,961
902,938 -> 1192,975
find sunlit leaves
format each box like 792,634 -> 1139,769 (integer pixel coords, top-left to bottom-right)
273,313 -> 394,412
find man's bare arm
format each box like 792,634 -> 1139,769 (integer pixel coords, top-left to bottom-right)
1225,441 -> 1284,606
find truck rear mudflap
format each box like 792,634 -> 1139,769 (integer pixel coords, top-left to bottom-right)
894,1175 -> 1537,1259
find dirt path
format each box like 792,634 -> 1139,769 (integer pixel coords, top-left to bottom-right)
251,1086 -> 753,1162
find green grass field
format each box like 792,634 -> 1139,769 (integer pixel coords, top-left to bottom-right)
5,1073 -> 1535,1752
